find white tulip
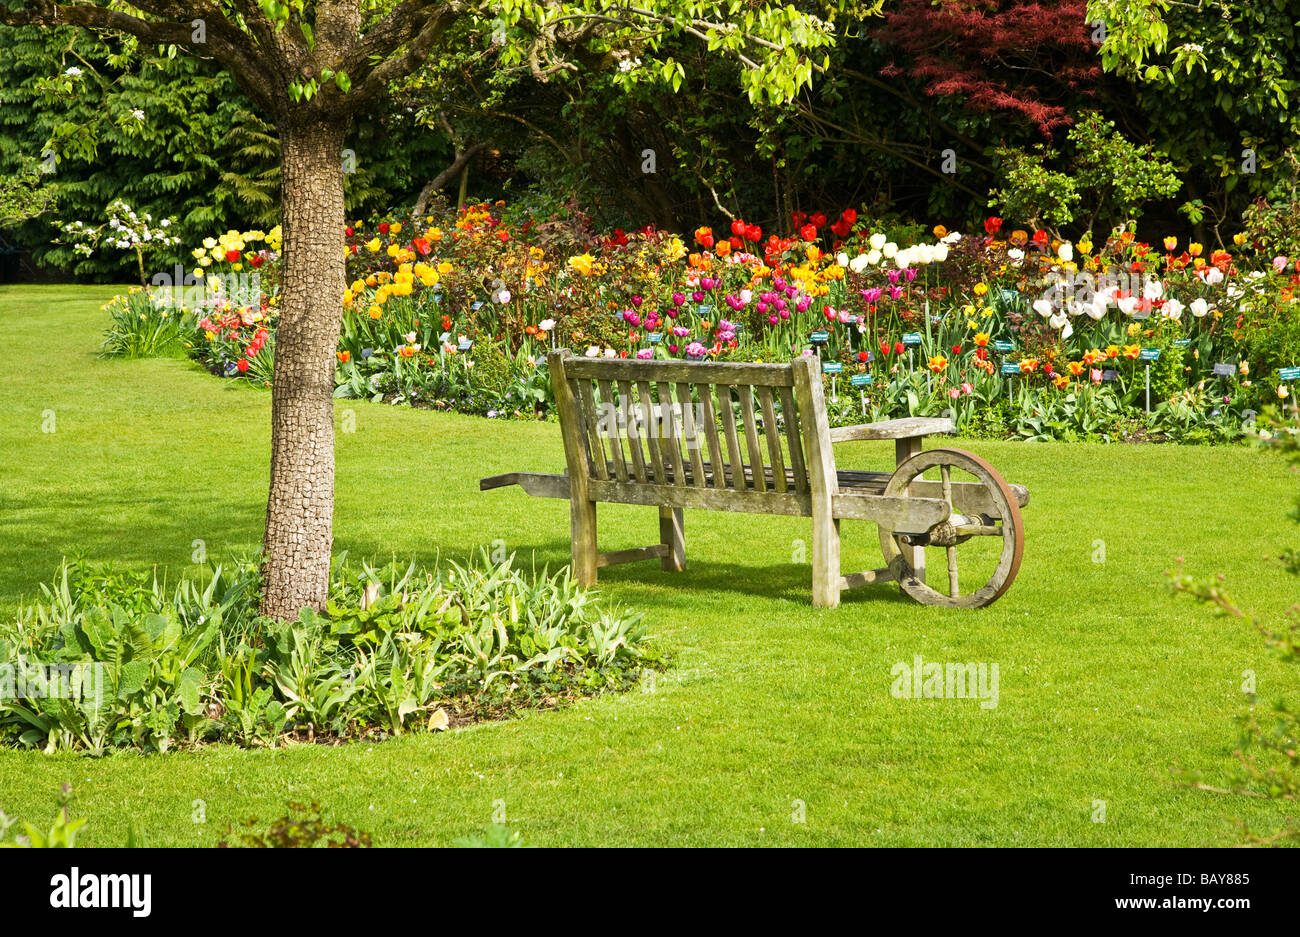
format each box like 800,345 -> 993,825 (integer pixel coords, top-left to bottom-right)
1142,279 -> 1163,300
1190,298 -> 1209,317
869,233 -> 887,250
849,254 -> 869,273
932,243 -> 949,262
1087,296 -> 1108,320
866,249 -> 882,266
1162,298 -> 1184,320
1204,267 -> 1224,286
1057,242 -> 1073,263
882,242 -> 898,258
1117,296 -> 1139,317
1032,298 -> 1053,317
894,250 -> 911,270
1007,248 -> 1025,262
836,252 -> 850,267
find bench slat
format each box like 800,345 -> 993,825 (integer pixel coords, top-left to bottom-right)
757,385 -> 786,493
779,385 -> 809,495
656,381 -> 686,487
677,382 -> 708,488
597,378 -> 628,482
617,379 -> 647,482
718,384 -> 744,490
575,379 -> 609,481
637,380 -> 664,484
738,386 -> 766,493
699,386 -> 727,491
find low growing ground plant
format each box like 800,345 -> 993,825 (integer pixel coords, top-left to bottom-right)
0,552 -> 660,754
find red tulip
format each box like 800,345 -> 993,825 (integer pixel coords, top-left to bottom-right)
984,217 -> 1002,234
810,212 -> 827,229
792,210 -> 806,228
894,341 -> 905,355
800,224 -> 817,242
378,222 -> 390,234
225,249 -> 241,263
236,358 -> 249,372
841,208 -> 858,225
880,341 -> 890,357
730,219 -> 746,237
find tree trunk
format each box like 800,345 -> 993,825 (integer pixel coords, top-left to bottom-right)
260,114 -> 350,620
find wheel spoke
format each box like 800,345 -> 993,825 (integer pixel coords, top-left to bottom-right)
940,463 -> 953,508
946,546 -> 958,596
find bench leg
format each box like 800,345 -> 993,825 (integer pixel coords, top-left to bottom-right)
895,437 -> 927,586
811,514 -> 841,608
571,499 -> 598,586
659,506 -> 685,572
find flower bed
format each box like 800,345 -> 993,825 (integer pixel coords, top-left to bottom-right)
0,555 -> 658,753
103,202 -> 1300,443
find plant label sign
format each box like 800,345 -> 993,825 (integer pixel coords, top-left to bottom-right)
1101,369 -> 1118,382
822,362 -> 843,374
1138,347 -> 1161,361
992,340 -> 1015,353
458,340 -> 473,352
902,332 -> 922,346
471,301 -> 483,311
648,332 -> 663,344
1278,366 -> 1300,381
1001,362 -> 1021,375
1212,363 -> 1235,377
810,330 -> 830,344
850,373 -> 873,387
1173,338 -> 1191,347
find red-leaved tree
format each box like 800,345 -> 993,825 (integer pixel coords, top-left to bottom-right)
877,0 -> 1102,139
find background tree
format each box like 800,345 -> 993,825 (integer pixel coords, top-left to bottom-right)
0,0 -> 843,619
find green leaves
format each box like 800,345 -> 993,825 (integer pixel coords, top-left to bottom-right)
1,554 -> 659,752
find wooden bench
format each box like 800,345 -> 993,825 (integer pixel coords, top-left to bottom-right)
480,350 -> 1028,608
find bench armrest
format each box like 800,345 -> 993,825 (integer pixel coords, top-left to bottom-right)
828,416 -> 955,444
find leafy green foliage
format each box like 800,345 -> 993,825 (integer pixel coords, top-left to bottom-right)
990,113 -> 1181,235
0,553 -> 661,754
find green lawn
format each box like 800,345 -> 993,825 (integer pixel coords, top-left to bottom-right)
0,283 -> 1295,846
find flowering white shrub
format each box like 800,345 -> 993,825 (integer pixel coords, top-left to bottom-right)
58,199 -> 182,284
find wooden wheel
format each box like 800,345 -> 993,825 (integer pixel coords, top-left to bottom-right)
877,448 -> 1024,608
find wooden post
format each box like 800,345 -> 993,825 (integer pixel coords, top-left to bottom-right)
895,436 -> 926,585
793,357 -> 841,608
659,506 -> 685,572
549,350 -> 598,586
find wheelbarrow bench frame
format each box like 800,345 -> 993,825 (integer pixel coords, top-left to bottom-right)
480,350 -> 1028,608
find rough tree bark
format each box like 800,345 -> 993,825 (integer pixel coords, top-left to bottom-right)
261,114 -> 351,620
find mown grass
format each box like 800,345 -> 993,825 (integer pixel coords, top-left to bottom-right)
0,283 -> 1295,846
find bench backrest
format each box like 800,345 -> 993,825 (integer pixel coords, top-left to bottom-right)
548,349 -> 837,511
